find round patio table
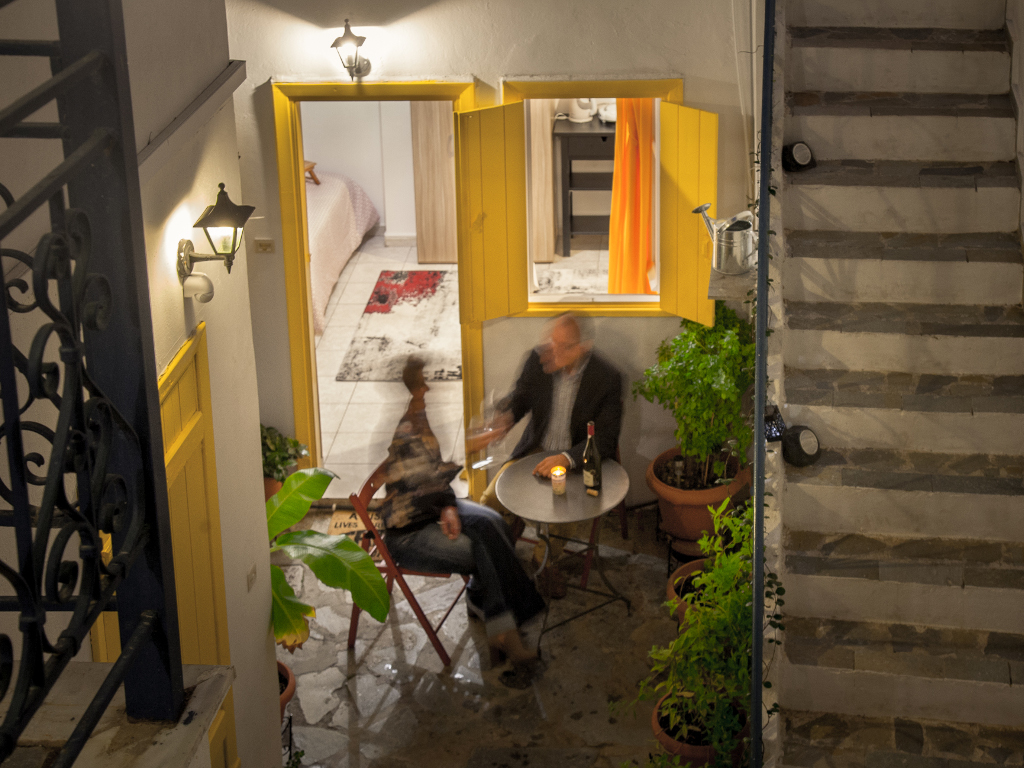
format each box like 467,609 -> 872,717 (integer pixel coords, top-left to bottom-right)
494,451 -> 631,630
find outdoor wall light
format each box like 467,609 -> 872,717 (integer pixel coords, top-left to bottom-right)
177,183 -> 255,284
332,19 -> 371,80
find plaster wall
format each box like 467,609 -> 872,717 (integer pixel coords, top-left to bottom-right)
141,101 -> 280,768
228,0 -> 760,436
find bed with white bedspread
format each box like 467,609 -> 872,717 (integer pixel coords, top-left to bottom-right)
305,171 -> 380,334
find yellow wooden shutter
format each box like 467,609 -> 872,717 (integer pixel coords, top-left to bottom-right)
659,102 -> 717,326
455,102 -> 528,322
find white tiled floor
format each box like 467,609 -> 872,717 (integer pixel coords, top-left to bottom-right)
314,236 -> 465,498
533,238 -> 610,295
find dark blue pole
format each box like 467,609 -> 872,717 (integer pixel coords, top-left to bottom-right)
752,0 -> 776,766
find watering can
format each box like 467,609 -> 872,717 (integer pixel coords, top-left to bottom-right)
693,203 -> 758,275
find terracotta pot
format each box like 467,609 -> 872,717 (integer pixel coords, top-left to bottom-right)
666,559 -> 706,624
651,694 -> 751,766
264,476 -> 283,501
646,448 -> 752,543
278,660 -> 296,722
651,694 -> 713,765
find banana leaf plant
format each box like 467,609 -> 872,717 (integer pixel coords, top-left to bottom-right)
268,467 -> 390,651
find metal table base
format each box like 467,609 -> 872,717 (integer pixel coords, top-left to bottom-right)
531,517 -> 631,640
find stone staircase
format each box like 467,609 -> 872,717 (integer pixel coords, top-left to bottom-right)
777,0 -> 1024,763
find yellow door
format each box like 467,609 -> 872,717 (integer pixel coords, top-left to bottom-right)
659,102 -> 718,326
454,101 -> 529,323
91,322 -> 239,768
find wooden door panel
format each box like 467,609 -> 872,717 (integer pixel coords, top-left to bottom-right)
411,101 -> 459,264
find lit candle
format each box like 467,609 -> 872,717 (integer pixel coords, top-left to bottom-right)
550,466 -> 566,495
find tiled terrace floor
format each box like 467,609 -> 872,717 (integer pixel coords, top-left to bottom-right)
276,509 -> 675,768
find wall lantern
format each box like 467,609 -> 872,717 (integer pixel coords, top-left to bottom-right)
177,183 -> 255,302
331,19 -> 371,80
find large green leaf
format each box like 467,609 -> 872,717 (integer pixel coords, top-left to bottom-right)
273,530 -> 390,623
270,564 -> 315,651
266,467 -> 335,540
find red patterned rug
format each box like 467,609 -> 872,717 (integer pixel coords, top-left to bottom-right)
336,270 -> 461,382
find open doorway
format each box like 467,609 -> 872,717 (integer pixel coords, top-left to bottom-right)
298,99 -> 465,498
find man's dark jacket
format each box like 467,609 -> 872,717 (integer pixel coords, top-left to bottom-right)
499,349 -> 623,468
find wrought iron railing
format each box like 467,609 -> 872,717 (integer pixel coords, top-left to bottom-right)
0,0 -> 183,764
751,0 -> 777,765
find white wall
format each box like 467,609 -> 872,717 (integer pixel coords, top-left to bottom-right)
141,101 -> 281,768
228,0 -> 758,445
380,101 -> 418,241
0,2 -> 280,766
301,100 -> 386,221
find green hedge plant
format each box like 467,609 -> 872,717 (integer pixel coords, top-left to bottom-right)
633,303 -> 755,488
267,468 -> 389,650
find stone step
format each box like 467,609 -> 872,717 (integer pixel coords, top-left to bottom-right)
787,231 -> 1022,262
786,0 -> 1005,30
789,29 -> 1010,94
784,301 -> 1024,375
784,616 -> 1024,687
786,114 -> 1015,163
786,446 -> 1024,496
783,368 -> 1024,454
786,369 -> 1024,411
789,160 -> 1018,188
786,93 -> 1014,161
782,710 -> 1024,766
782,571 -> 1024,636
783,483 -> 1023,545
782,253 -> 1022,304
786,301 -> 1024,337
785,160 -> 1020,232
785,528 -> 1024,590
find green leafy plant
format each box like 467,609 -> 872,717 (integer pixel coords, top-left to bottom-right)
284,751 -> 305,768
262,424 -> 310,482
268,468 -> 389,650
633,303 -> 755,488
635,498 -> 784,767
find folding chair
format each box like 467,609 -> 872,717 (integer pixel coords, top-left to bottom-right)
347,461 -> 469,667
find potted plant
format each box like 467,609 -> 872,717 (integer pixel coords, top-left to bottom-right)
262,424 -> 310,500
634,303 -> 755,547
268,467 -> 390,719
666,558 -> 706,625
637,498 -> 784,767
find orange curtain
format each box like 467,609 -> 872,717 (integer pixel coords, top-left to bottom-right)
607,98 -> 655,294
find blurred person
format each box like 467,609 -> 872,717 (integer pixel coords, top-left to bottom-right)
477,314 -> 623,599
380,357 -> 545,688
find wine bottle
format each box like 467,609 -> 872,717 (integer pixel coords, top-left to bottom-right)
582,421 -> 601,492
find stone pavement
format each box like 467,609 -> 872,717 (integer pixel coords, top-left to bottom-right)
276,511 -> 676,768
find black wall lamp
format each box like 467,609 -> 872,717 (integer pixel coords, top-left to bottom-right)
177,183 -> 255,283
332,19 -> 371,80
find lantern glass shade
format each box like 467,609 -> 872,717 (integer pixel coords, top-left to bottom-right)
332,20 -> 367,75
193,183 -> 255,257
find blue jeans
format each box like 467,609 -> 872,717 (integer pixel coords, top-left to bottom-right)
385,500 -> 546,638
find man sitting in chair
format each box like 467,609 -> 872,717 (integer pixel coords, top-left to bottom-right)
478,313 -> 623,599
380,357 -> 545,688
